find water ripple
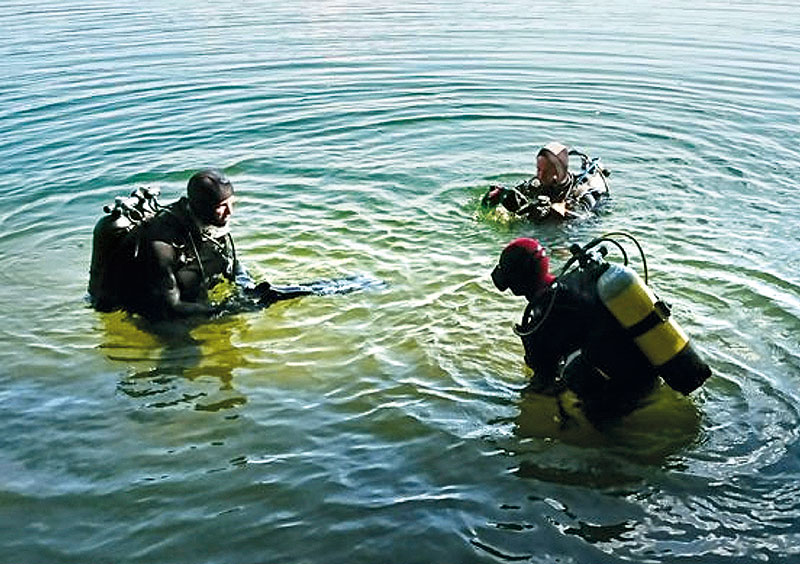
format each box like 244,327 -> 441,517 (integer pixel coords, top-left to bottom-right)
2,0 -> 800,562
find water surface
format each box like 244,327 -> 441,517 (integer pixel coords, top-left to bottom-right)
1,1 -> 799,562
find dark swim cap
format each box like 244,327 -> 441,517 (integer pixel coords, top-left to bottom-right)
187,168 -> 234,224
492,238 -> 556,296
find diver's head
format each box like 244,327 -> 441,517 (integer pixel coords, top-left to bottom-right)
492,238 -> 556,298
187,168 -> 235,227
536,142 -> 569,189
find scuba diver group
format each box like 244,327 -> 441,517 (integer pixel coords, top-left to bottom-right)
88,142 -> 711,423
479,142 -> 709,420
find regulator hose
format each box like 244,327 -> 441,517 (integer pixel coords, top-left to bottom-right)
513,231 -> 649,337
564,231 -> 648,284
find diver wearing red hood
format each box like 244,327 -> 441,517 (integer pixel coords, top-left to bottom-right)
492,237 -> 666,423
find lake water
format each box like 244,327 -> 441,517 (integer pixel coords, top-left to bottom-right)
2,1 -> 799,562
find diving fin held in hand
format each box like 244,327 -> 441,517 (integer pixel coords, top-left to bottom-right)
249,281 -> 313,305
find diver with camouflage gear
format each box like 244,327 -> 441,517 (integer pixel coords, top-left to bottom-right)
482,142 -> 610,221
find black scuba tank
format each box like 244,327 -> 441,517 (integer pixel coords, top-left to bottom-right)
88,187 -> 161,311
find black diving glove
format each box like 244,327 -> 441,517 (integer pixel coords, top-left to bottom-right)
481,185 -> 507,208
249,281 -> 314,306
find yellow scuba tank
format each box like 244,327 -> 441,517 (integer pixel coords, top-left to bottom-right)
596,263 -> 710,394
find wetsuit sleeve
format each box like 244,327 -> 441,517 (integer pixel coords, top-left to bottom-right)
512,177 -> 559,218
513,177 -> 538,197
522,336 -> 561,392
233,257 -> 256,290
493,186 -> 531,214
150,240 -> 216,317
519,283 -> 586,392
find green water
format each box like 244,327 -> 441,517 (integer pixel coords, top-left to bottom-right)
2,1 -> 799,562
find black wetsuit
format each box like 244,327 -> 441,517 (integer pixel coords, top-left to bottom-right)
132,198 -> 240,320
518,265 -> 658,421
489,173 -> 606,219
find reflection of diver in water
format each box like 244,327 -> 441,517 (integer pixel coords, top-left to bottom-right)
481,142 -> 610,221
101,311 -> 250,411
491,234 -> 711,425
88,168 -> 382,321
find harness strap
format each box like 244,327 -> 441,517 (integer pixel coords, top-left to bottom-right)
161,203 -> 210,290
227,232 -> 237,265
184,228 -> 207,288
625,300 -> 671,338
162,200 -> 236,291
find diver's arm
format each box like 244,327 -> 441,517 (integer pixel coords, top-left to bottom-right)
232,257 -> 256,290
512,177 -> 540,197
519,294 -> 578,394
151,241 -> 216,317
520,313 -> 563,393
522,344 -> 562,394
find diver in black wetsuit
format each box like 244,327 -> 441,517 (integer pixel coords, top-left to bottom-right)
89,169 -> 378,321
131,169 -> 249,320
491,238 -> 661,422
482,142 -> 609,220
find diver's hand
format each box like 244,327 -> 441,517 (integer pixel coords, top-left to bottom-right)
250,281 -> 282,305
482,185 -> 507,207
252,281 -> 272,294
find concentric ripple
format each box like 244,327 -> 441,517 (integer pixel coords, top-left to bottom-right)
1,1 -> 799,562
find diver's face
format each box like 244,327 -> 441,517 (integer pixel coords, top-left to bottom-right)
492,264 -> 530,297
537,154 -> 562,188
212,195 -> 234,226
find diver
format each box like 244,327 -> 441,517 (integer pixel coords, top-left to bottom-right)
89,169 -> 298,321
491,237 -> 711,423
482,142 -> 610,221
132,168 -> 248,319
89,169 -> 383,321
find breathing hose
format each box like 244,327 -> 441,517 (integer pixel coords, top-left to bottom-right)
513,231 -> 648,337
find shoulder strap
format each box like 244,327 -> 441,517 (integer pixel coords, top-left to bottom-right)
157,199 -> 210,288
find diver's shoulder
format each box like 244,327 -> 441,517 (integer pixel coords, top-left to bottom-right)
145,199 -> 192,241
